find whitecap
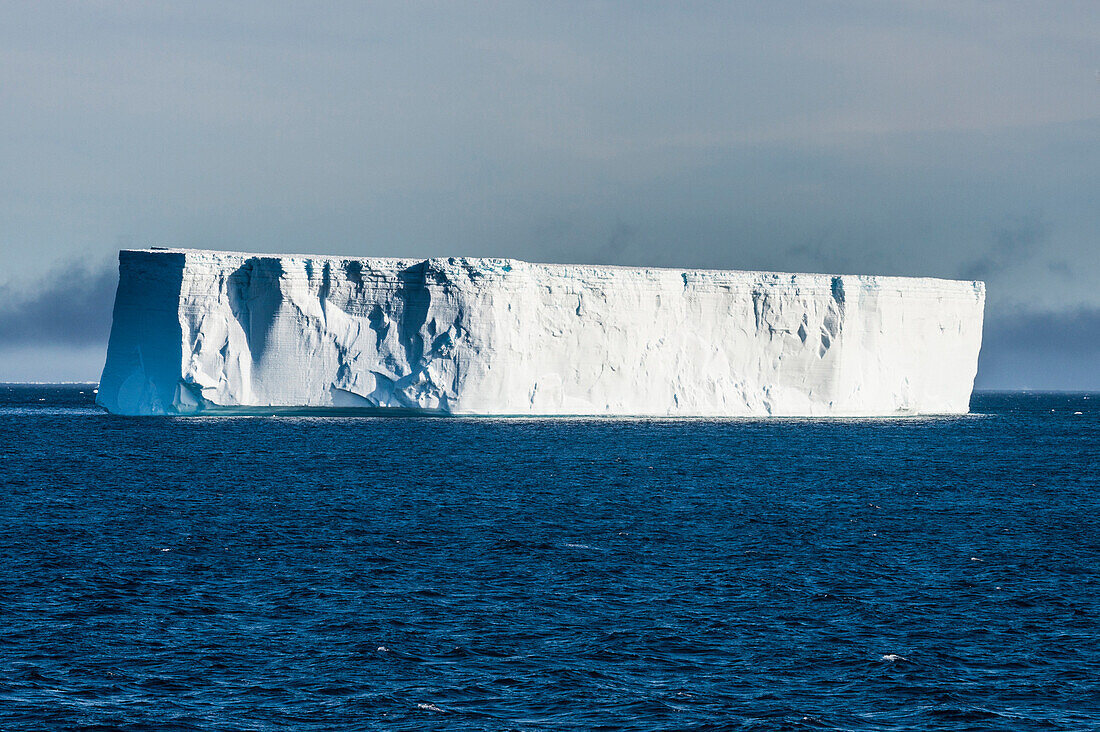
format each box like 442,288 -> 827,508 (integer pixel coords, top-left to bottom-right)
882,654 -> 906,662
417,703 -> 443,713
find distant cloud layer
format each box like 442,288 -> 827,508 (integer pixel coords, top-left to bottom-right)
977,307 -> 1100,390
983,308 -> 1100,358
0,262 -> 116,347
960,214 -> 1050,282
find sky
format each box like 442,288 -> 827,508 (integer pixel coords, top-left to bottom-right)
0,1 -> 1097,388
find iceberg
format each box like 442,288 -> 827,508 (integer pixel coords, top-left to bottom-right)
96,248 -> 985,417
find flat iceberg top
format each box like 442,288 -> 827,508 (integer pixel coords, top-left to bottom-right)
132,247 -> 984,293
98,247 -> 985,417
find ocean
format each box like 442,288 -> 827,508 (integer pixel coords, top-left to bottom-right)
1,385 -> 1097,730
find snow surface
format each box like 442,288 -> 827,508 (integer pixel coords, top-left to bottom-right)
97,248 -> 985,417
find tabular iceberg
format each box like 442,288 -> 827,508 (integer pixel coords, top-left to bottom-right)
97,248 -> 985,417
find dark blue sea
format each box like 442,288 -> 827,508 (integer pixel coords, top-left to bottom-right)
1,386 -> 1098,730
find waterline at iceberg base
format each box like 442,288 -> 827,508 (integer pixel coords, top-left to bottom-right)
96,248 -> 985,417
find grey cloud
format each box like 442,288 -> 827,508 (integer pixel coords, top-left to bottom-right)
592,218 -> 637,264
784,229 -> 853,275
960,214 -> 1050,281
976,307 -> 1100,390
1047,260 -> 1074,279
982,307 -> 1100,357
0,262 -> 117,347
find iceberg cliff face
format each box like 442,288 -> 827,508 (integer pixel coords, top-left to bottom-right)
97,248 -> 985,417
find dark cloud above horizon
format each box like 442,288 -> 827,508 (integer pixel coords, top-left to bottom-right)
0,1 -> 1097,384
960,214 -> 1050,282
0,262 -> 116,347
982,308 -> 1100,358
976,308 -> 1100,390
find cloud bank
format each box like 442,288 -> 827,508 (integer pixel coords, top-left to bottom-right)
0,262 -> 116,347
976,308 -> 1100,390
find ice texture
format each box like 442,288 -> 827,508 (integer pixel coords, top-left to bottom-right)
96,248 -> 985,417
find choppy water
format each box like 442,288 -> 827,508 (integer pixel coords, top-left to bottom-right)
1,386 -> 1098,730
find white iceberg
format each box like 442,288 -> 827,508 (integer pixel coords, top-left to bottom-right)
97,248 -> 985,417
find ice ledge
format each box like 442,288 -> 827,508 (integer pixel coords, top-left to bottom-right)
97,248 -> 985,417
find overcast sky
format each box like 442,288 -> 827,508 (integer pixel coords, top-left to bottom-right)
1,1 -> 1097,387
